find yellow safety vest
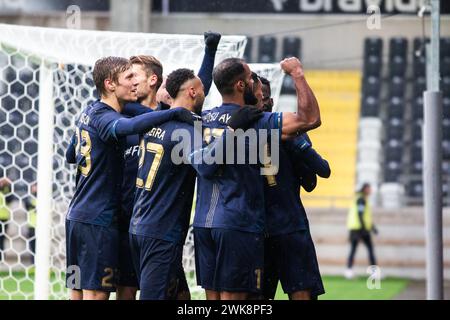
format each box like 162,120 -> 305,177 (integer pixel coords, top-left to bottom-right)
28,199 -> 37,229
347,194 -> 373,231
0,188 -> 11,221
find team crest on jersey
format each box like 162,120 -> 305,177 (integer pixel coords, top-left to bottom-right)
78,113 -> 90,126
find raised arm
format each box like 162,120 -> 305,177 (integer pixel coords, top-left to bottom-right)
198,31 -> 221,97
279,57 -> 321,140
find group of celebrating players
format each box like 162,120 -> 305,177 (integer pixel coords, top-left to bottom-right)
65,31 -> 330,300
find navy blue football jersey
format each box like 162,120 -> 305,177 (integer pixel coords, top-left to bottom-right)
194,103 -> 282,234
67,100 -> 126,226
129,117 -> 200,244
119,133 -> 140,230
263,141 -> 309,236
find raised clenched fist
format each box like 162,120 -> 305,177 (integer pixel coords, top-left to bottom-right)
280,57 -> 304,78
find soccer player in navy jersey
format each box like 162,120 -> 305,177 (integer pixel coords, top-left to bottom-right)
128,68 -> 258,300
252,76 -> 330,300
193,57 -> 321,300
115,32 -> 221,300
65,56 -> 194,300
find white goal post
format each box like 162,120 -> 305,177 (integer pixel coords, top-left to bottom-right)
0,23 -> 284,300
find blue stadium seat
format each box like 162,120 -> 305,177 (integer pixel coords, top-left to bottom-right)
364,55 -> 382,78
443,97 -> 450,118
387,118 -> 404,141
443,140 -> 450,160
410,160 -> 422,175
414,77 -> 427,98
407,180 -> 423,198
390,56 -> 407,77
243,37 -> 253,62
258,36 -> 277,63
384,161 -> 402,182
361,95 -> 380,117
364,37 -> 383,57
412,96 -> 424,120
411,121 -> 422,141
441,76 -> 450,98
363,76 -> 381,97
441,38 -> 450,59
444,119 -> 450,138
441,57 -> 450,77
387,96 -> 404,118
411,142 -> 422,162
389,37 -> 408,59
385,139 -> 403,162
413,55 -> 426,78
389,76 -> 405,98
282,36 -> 301,58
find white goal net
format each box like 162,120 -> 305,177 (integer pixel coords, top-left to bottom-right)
0,23 -> 284,300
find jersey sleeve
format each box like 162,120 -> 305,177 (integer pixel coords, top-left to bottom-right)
65,133 -> 77,164
91,107 -> 124,143
185,124 -> 224,178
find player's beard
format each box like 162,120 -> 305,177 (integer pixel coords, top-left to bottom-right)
243,82 -> 258,106
193,96 -> 205,115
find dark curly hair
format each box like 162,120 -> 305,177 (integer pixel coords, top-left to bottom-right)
213,58 -> 246,95
166,68 -> 196,99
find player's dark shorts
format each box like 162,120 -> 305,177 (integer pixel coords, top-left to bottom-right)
194,227 -> 264,293
117,230 -> 139,288
264,230 -> 325,299
65,219 -> 119,292
129,234 -> 188,300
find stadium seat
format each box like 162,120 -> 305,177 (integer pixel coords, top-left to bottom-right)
361,95 -> 380,117
363,76 -> 381,97
390,55 -> 407,78
364,55 -> 382,78
384,161 -> 402,182
442,57 -> 450,78
413,77 -> 427,98
389,37 -> 408,59
386,118 -> 404,141
441,38 -> 450,59
243,37 -> 253,62
282,36 -> 301,59
413,37 -> 428,57
364,37 -> 383,57
443,97 -> 450,118
443,140 -> 450,160
412,96 -> 424,120
444,119 -> 450,138
258,36 -> 277,63
411,121 -> 422,141
280,75 -> 296,95
410,160 -> 422,175
441,76 -> 450,97
411,142 -> 423,162
389,76 -> 405,98
385,139 -> 403,162
407,180 -> 423,198
413,55 -> 426,78
387,96 -> 404,119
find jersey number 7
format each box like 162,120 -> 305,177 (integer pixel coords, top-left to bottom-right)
136,140 -> 164,191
